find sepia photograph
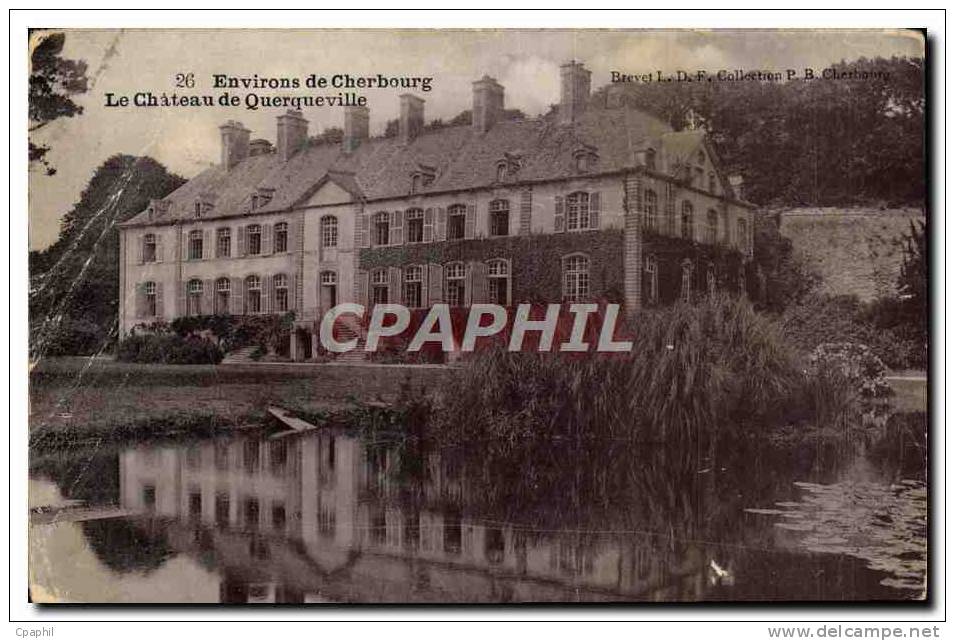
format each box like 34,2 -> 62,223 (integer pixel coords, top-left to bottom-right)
24,24 -> 929,608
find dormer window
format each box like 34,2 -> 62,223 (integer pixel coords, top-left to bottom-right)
410,165 -> 436,194
251,188 -> 274,211
646,149 -> 656,171
697,149 -> 706,165
410,174 -> 421,194
496,162 -> 509,182
194,202 -> 202,218
573,146 -> 598,173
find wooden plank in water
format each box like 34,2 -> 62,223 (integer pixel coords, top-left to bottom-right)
31,506 -> 136,525
267,406 -> 317,433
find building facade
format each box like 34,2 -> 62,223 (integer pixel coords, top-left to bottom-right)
118,62 -> 755,360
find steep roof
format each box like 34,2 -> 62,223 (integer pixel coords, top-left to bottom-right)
123,105 -> 677,227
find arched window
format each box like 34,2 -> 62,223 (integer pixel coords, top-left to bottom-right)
144,281 -> 157,317
737,218 -> 748,251
245,275 -> 262,314
680,260 -> 693,303
706,209 -> 719,244
707,262 -> 717,296
644,190 -> 658,231
410,174 -> 421,194
371,269 -> 389,305
194,201 -> 203,218
566,192 -> 591,231
143,234 -> 157,263
563,254 -> 590,302
320,216 -> 337,248
215,277 -> 230,315
403,265 -> 423,308
681,201 -> 694,240
246,224 -> 262,255
447,204 -> 466,240
487,259 -> 510,305
405,208 -> 424,243
496,162 -> 509,182
489,199 -> 510,237
188,230 -> 203,260
187,278 -> 203,315
373,212 -> 390,246
216,228 -> 231,258
273,273 -> 289,312
274,222 -> 288,253
445,262 -> 466,307
645,255 -> 658,305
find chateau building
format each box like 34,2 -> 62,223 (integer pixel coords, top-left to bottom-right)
118,61 -> 756,360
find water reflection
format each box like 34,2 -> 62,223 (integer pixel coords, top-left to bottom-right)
30,412 -> 927,603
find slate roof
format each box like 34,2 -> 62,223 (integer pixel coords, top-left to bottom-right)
122,104 -> 730,227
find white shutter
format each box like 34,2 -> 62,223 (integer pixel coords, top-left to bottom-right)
589,192 -> 601,229
554,196 -> 565,232
155,282 -> 164,318
435,207 -> 447,241
262,224 -> 273,256
428,264 -> 443,305
391,211 -> 404,245
465,204 -> 476,239
424,207 -> 434,243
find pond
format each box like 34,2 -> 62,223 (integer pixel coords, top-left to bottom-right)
28,411 -> 927,604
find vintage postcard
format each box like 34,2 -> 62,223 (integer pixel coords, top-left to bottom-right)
27,27 -> 928,606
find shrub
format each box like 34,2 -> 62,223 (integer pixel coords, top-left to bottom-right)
434,295 -> 803,450
116,331 -> 223,365
32,316 -> 111,356
809,343 -> 892,398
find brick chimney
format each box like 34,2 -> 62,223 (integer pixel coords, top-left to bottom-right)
219,120 -> 250,170
472,75 -> 504,133
276,109 -> 309,162
399,94 -> 424,144
559,61 -> 591,123
343,105 -> 370,153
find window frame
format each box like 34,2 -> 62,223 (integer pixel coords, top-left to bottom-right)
246,224 -> 262,256
402,265 -> 423,308
488,199 -> 510,237
273,273 -> 289,312
144,281 -> 157,317
143,234 -> 157,263
371,268 -> 389,305
214,277 -> 230,314
487,258 -> 510,306
565,191 -> 591,232
320,216 -> 338,248
562,254 -> 590,302
680,201 -> 694,240
445,262 -> 466,307
274,222 -> 288,253
373,212 -> 390,247
447,204 -> 466,241
216,228 -> 231,258
245,275 -> 262,314
405,208 -> 425,244
187,278 -> 203,315
188,230 -> 203,261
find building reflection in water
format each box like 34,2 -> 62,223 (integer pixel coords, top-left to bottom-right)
118,432 -> 715,603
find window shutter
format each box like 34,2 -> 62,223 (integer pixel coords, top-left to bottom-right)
666,184 -> 676,236
237,226 -> 246,257
181,230 -> 189,259
203,230 -> 212,259
356,270 -> 369,307
471,261 -> 488,304
423,207 -> 434,243
589,192 -> 601,229
136,235 -> 144,265
156,282 -> 164,318
263,274 -> 273,313
202,279 -> 214,315
554,196 -> 565,232
428,264 -> 443,305
465,204 -> 476,239
290,272 -> 298,311
179,281 -> 188,317
262,224 -> 273,256
357,212 -> 370,248
135,283 -> 145,319
388,267 -> 402,304
436,207 -> 447,241
231,277 -> 244,315
156,235 -> 164,263
391,211 -> 404,245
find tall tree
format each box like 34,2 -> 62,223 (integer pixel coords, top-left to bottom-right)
29,155 -> 185,357
29,31 -> 89,175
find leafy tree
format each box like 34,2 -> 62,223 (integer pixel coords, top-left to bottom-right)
898,219 -> 928,329
29,155 -> 185,357
29,31 -> 89,175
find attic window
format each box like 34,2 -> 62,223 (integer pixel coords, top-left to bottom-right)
410,169 -> 435,194
496,162 -> 509,182
573,147 -> 598,173
251,188 -> 274,211
194,202 -> 202,218
697,149 -> 706,165
645,149 -> 656,171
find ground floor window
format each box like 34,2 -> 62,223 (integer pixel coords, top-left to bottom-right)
403,265 -> 423,308
680,260 -> 693,303
246,275 -> 261,313
645,256 -> 658,304
215,278 -> 230,314
445,262 -> 466,306
371,269 -> 389,305
706,263 -> 717,296
563,254 -> 590,302
187,279 -> 203,315
144,281 -> 157,317
274,273 -> 289,312
487,259 -> 510,305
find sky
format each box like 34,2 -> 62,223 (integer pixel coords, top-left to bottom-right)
28,28 -> 924,251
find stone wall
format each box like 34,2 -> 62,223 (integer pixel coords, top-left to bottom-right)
778,207 -> 925,301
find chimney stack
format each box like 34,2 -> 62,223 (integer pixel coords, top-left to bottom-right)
219,120 -> 250,170
343,105 -> 370,153
399,94 -> 425,144
559,61 -> 591,123
276,109 -> 309,162
472,75 -> 504,133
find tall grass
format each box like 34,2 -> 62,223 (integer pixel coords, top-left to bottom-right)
434,296 -> 831,449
